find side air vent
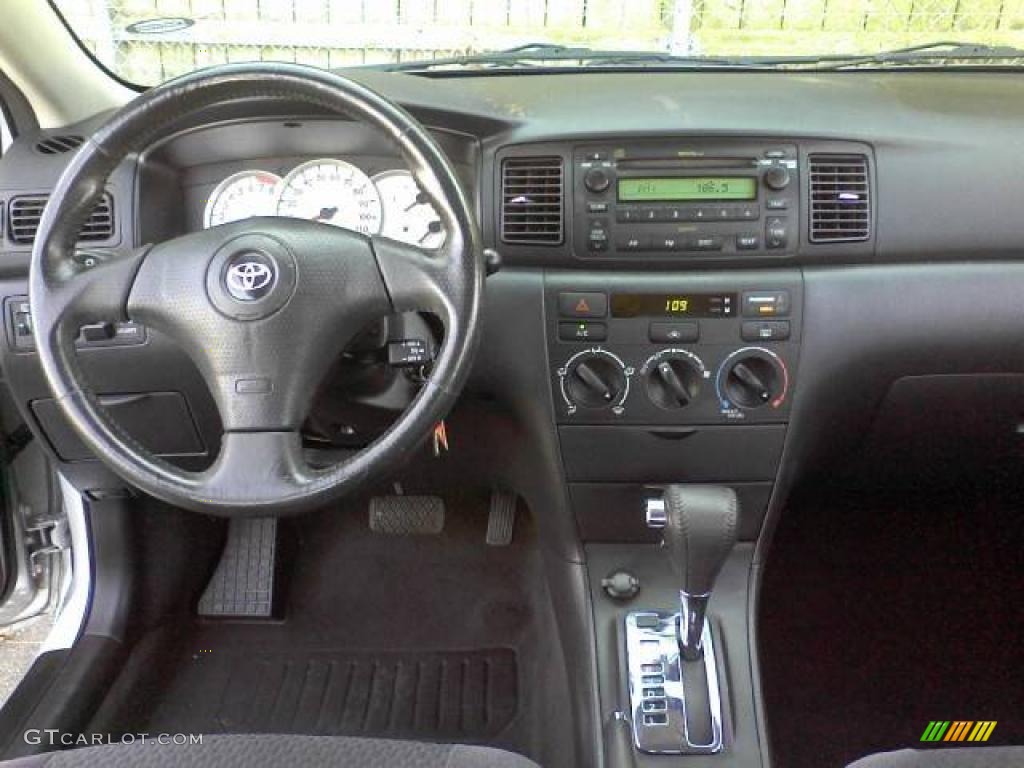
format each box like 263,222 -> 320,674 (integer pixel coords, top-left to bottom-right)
808,154 -> 871,243
8,193 -> 115,245
34,134 -> 85,155
501,156 -> 564,245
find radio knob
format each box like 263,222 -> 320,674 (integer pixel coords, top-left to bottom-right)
764,166 -> 791,191
584,167 -> 611,194
647,356 -> 702,410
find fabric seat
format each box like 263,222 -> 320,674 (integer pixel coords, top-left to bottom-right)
847,747 -> 1024,767
3,734 -> 540,768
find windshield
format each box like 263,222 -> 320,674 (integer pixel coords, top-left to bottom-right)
54,0 -> 1024,84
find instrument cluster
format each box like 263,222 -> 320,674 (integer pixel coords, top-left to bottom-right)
203,158 -> 446,248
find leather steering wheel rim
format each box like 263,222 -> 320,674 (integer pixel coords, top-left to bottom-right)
29,63 -> 484,517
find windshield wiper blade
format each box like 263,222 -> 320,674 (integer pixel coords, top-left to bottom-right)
371,43 -> 757,72
757,40 -> 1024,69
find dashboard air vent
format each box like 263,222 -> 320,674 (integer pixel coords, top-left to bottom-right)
809,154 -> 871,243
34,134 -> 85,155
8,193 -> 115,245
501,156 -> 564,245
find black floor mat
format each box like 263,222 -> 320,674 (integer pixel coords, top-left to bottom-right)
760,485 -> 1024,768
148,643 -> 517,740
90,486 -> 573,764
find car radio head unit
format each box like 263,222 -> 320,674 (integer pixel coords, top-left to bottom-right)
574,141 -> 798,259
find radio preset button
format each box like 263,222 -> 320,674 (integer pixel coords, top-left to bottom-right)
559,292 -> 608,318
616,207 -> 640,222
638,206 -> 661,222
740,205 -> 760,220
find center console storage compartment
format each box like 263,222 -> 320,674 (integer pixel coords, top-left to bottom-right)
558,424 -> 785,483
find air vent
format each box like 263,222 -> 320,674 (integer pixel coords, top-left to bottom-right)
501,156 -> 564,245
34,134 -> 84,155
8,194 -> 115,245
809,154 -> 871,243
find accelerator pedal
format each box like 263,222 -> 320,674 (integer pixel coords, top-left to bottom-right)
486,489 -> 517,547
369,494 -> 445,535
198,517 -> 277,618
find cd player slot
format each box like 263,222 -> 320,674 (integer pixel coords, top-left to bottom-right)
616,157 -> 758,170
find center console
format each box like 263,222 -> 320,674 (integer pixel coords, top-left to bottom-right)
540,138 -> 807,766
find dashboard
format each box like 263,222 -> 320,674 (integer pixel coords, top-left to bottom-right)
2,69 -> 1024,517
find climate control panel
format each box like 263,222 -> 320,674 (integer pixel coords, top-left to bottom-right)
546,271 -> 801,425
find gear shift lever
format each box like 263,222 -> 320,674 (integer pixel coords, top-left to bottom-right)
646,485 -> 738,660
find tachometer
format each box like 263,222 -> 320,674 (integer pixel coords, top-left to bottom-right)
204,170 -> 281,228
372,169 -> 447,249
276,159 -> 382,235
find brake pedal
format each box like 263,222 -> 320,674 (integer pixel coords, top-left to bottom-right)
369,495 -> 445,535
486,489 -> 517,546
198,517 -> 277,618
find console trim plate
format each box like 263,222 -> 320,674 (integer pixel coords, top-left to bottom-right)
625,610 -> 724,754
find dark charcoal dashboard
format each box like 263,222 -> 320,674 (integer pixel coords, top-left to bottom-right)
2,69 -> 1024,522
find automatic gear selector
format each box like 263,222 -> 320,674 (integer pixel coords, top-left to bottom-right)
626,485 -> 738,754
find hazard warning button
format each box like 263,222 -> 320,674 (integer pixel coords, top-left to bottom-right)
558,291 -> 607,319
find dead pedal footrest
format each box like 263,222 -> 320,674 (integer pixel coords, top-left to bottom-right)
198,517 -> 277,618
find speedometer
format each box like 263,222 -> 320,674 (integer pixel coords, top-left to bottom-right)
276,159 -> 382,236
372,170 -> 447,249
204,170 -> 281,228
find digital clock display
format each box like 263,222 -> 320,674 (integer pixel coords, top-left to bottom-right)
617,177 -> 757,202
611,293 -> 737,318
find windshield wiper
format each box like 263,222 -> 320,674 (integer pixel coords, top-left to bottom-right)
747,41 -> 1024,69
371,43 -> 761,72
371,40 -> 1024,73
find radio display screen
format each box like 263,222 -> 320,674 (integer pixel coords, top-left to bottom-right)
617,177 -> 757,202
611,293 -> 737,318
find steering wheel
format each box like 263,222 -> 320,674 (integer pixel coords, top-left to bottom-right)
29,64 -> 484,516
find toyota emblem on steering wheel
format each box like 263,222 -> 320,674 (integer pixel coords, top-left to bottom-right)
225,255 -> 276,301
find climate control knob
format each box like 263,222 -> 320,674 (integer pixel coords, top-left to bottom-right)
644,351 -> 705,409
559,350 -> 630,412
717,348 -> 788,411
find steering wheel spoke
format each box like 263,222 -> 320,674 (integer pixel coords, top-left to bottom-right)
35,245 -> 149,339
197,430 -> 314,507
